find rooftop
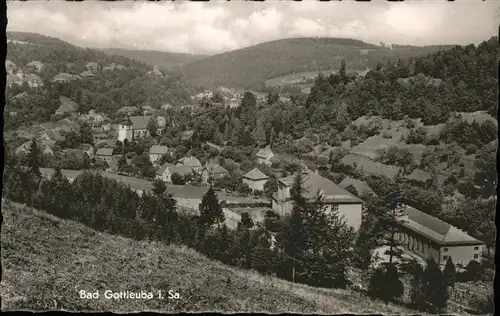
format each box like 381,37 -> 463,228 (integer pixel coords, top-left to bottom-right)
279,170 -> 362,203
243,168 -> 269,180
338,176 -> 376,197
399,206 -> 484,246
156,162 -> 176,175
204,163 -> 229,175
149,145 -> 170,155
256,146 -> 274,159
129,116 -> 152,130
96,148 -> 114,156
178,156 -> 202,168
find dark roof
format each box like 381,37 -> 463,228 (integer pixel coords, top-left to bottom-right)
178,156 -> 202,167
96,147 -> 114,156
243,168 -> 269,180
399,206 -> 484,246
338,176 -> 376,196
65,149 -> 90,160
204,163 -> 229,175
149,145 -> 170,155
279,169 -> 362,203
129,116 -> 152,130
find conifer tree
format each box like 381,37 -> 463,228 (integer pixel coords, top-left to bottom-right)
152,178 -> 167,197
198,186 -> 225,232
238,212 -> 254,230
443,256 -> 457,288
27,138 -> 42,179
423,259 -> 450,313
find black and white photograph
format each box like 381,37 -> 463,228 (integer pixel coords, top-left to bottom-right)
1,0 -> 497,314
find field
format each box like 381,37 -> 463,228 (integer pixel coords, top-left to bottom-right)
340,153 -> 402,178
1,200 -> 413,313
265,69 -> 336,87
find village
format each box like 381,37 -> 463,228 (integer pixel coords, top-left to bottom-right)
3,11 -> 496,312
9,59 -> 487,276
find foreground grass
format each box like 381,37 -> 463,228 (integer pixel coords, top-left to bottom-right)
1,200 -> 412,313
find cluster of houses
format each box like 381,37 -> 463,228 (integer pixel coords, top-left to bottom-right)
51,61 -> 127,83
6,60 -> 44,88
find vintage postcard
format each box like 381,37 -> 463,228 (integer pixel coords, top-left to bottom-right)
2,0 -> 497,314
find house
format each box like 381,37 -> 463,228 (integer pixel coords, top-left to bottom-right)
77,144 -> 95,159
15,141 -> 54,157
95,147 -> 114,163
80,70 -> 95,78
242,168 -> 269,192
272,169 -> 363,231
177,156 -> 202,172
105,156 -> 120,173
86,61 -> 99,72
149,145 -> 170,164
27,60 -> 44,72
55,96 -> 78,116
338,176 -> 376,197
395,205 -> 485,268
64,149 -> 91,164
201,163 -> 229,185
130,116 -> 152,139
256,146 -> 275,165
39,129 -> 65,142
52,73 -> 80,83
155,163 -> 191,183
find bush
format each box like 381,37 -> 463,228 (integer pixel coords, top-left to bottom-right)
382,130 -> 392,139
171,172 -> 186,185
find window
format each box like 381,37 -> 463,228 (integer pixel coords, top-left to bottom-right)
443,248 -> 448,252
443,255 -> 448,260
474,246 -> 479,250
474,254 -> 479,259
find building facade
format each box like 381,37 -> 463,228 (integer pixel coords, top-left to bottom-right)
272,169 -> 363,231
242,168 -> 269,191
395,206 -> 485,268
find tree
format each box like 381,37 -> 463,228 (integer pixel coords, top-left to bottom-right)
79,122 -> 94,145
117,154 -> 127,171
171,172 -> 186,185
238,212 -> 254,230
443,256 -> 456,288
369,264 -> 404,304
264,210 -> 281,233
263,174 -> 279,200
27,138 -> 42,179
266,91 -> 279,105
198,186 -> 225,231
152,178 -> 167,197
147,118 -> 158,137
422,259 -> 449,313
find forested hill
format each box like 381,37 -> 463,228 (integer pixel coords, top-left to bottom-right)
100,48 -> 208,70
178,37 -> 455,91
5,32 -> 195,129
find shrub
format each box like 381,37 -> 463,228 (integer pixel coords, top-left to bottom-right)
465,144 -> 478,155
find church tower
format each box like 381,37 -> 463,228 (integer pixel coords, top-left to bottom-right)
118,116 -> 133,143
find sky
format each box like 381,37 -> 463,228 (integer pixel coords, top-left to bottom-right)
7,0 -> 500,55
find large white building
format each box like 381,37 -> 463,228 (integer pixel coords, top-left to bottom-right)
272,169 -> 363,231
395,205 -> 485,268
117,116 -> 153,143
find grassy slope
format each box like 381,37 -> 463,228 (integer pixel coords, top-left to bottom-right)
179,37 -> 453,90
101,48 -> 208,70
1,200 -> 412,313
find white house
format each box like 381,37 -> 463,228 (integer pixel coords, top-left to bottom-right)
155,163 -> 192,183
177,156 -> 202,173
201,163 -> 229,185
149,145 -> 170,164
395,205 -> 485,268
242,168 -> 269,192
272,169 -> 363,231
